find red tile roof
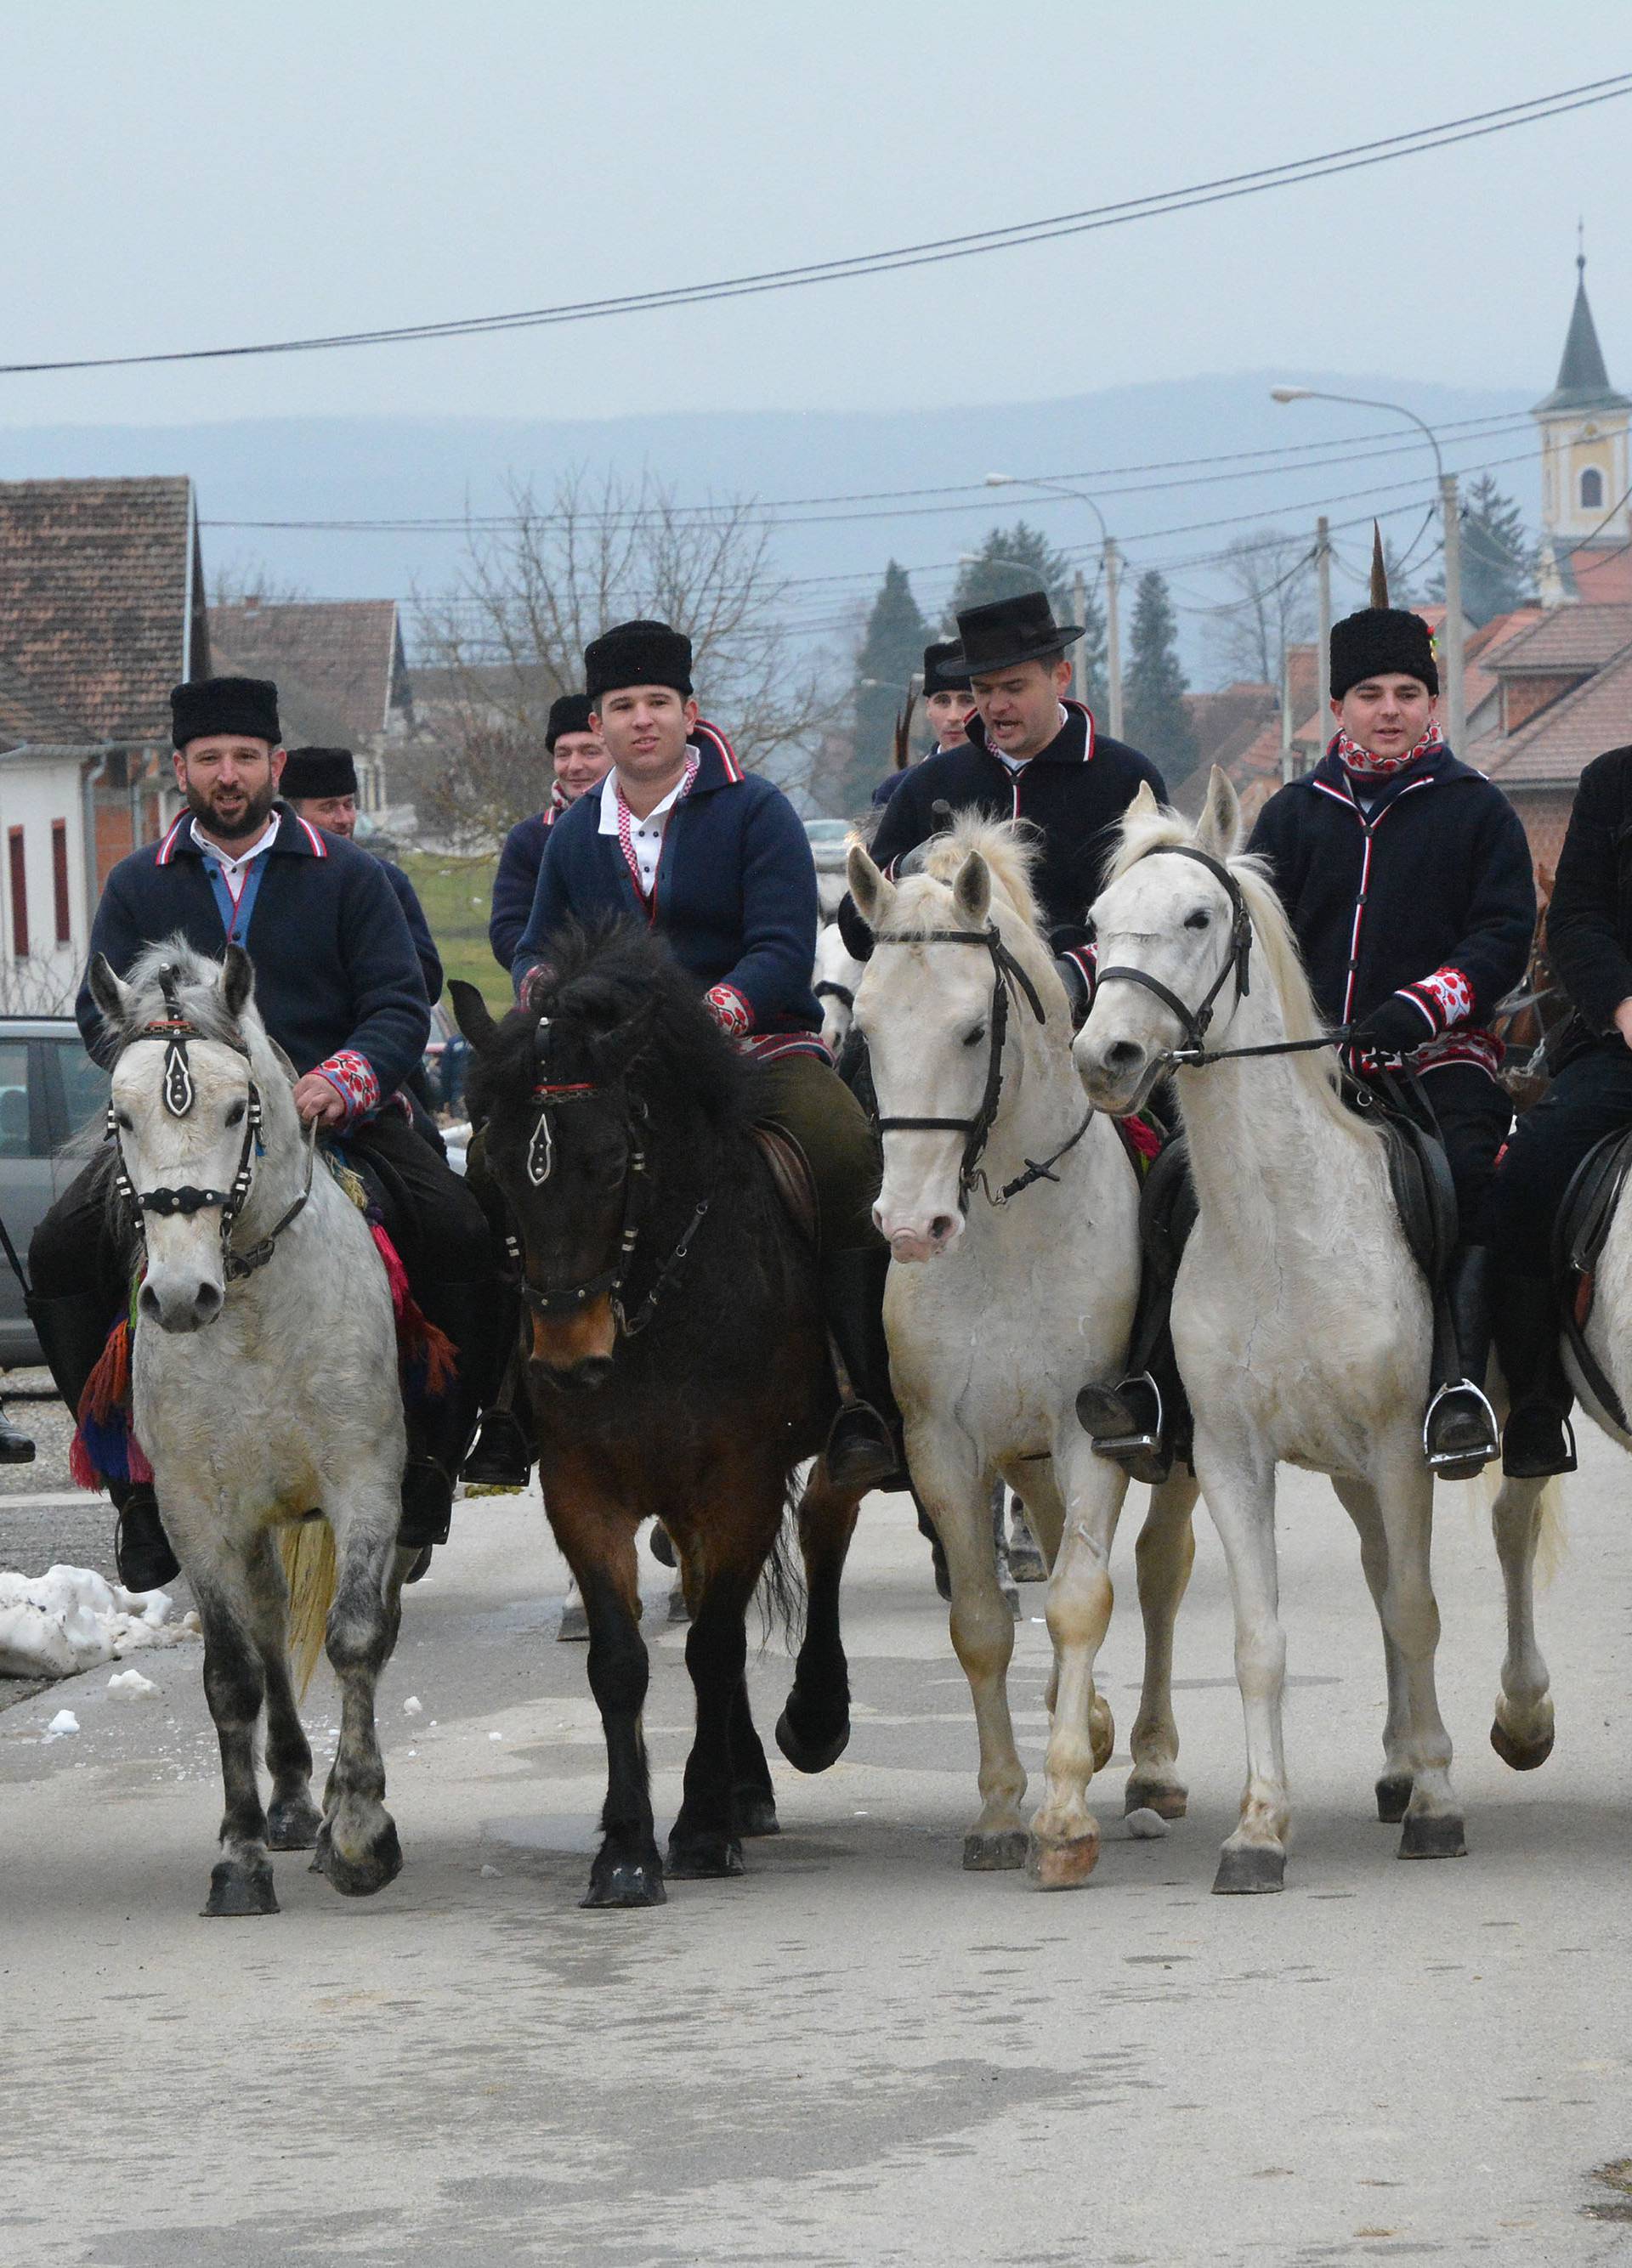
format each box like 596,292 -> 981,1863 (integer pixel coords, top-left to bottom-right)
0,659 -> 96,750
1479,636 -> 1632,785
1488,602 -> 1632,672
1565,545 -> 1632,605
210,601 -> 407,746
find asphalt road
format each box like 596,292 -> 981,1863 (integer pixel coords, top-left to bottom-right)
3,1434 -> 1631,2267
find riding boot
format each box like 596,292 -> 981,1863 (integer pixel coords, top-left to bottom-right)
1075,1272 -> 1190,1490
397,1280 -> 498,1549
1495,1270 -> 1577,1479
820,1247 -> 907,1492
0,1401 -> 35,1462
1423,1244 -> 1501,1480
27,1287 -> 179,1589
461,1353 -> 535,1489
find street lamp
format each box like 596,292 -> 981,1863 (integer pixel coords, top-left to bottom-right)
1270,386 -> 1465,757
984,472 -> 1124,737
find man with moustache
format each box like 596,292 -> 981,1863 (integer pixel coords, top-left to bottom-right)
280,744 -> 442,1005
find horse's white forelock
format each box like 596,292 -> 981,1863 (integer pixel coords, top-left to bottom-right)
870,815 -> 1047,942
117,936 -> 280,1082
1104,801 -> 1369,1140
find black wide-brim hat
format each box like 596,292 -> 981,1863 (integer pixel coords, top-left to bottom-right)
280,745 -> 358,799
584,620 -> 694,704
545,692 -> 595,750
1330,607 -> 1439,701
950,590 -> 1081,679
170,675 -> 281,750
922,640 -> 972,697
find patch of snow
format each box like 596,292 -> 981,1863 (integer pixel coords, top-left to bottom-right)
402,1695 -> 423,1716
0,1565 -> 201,1681
480,1863 -> 502,1878
108,1668 -> 159,1700
1125,1807 -> 1170,1840
488,1731 -> 503,1742
46,1709 -> 79,1737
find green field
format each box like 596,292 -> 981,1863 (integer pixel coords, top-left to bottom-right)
399,848 -> 507,1014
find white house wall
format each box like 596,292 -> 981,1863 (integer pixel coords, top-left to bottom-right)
0,757 -> 88,1010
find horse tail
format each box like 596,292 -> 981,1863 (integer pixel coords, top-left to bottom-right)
1533,1473 -> 1568,1588
280,1517 -> 338,1698
754,1486 -> 805,1649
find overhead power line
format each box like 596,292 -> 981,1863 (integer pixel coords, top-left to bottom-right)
5,77 -> 1628,377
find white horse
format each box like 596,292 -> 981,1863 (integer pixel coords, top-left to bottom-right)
89,938 -> 411,1918
1074,772 -> 1467,1892
813,919 -> 864,1058
847,819 -> 1199,1888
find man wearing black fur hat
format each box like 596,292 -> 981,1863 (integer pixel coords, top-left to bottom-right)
28,676 -> 508,1590
488,693 -> 610,971
281,744 -> 442,1004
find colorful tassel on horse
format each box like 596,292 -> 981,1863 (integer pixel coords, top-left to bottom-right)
369,1222 -> 458,1403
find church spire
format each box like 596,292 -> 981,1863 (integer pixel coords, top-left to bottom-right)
1534,246 -> 1629,416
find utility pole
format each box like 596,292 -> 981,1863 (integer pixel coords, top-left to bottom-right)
1442,472 -> 1466,754
1105,539 -> 1124,739
1281,648 -> 1295,784
1313,515 -> 1331,776
1072,568 -> 1088,704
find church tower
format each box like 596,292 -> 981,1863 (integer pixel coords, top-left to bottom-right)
1534,251 -> 1629,563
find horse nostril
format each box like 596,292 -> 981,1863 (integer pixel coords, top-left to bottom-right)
194,1281 -> 223,1321
138,1282 -> 161,1320
929,1214 -> 955,1243
1107,1039 -> 1144,1071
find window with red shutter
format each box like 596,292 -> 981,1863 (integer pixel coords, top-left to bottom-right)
52,821 -> 70,947
8,828 -> 27,960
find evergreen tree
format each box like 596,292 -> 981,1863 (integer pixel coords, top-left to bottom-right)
1123,569 -> 1198,783
844,560 -> 927,815
1429,476 -> 1535,625
1076,576 -> 1110,715
947,521 -> 1074,623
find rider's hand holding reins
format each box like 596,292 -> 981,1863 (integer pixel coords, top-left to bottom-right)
1352,993 -> 1435,1059
292,1072 -> 348,1127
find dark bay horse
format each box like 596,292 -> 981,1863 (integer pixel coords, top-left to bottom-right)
452,924 -> 864,1908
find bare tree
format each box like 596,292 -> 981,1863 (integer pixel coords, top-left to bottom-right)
1206,528 -> 1315,693
408,469 -> 842,846
0,953 -> 79,1015
207,563 -> 310,610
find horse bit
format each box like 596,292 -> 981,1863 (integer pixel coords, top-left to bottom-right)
866,921 -> 1094,1209
508,1016 -> 708,1338
108,973 -> 317,1282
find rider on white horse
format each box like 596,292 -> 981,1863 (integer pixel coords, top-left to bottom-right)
29,674 -> 508,1591
1082,563 -> 1534,1483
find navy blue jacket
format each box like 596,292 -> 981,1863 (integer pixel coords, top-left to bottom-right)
77,804 -> 431,1122
1247,743 -> 1535,1048
513,724 -> 822,1040
490,810 -> 554,972
860,703 -> 1166,950
375,851 -> 442,1004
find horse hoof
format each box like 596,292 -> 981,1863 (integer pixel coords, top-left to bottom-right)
202,1857 -> 279,1918
325,1820 -> 405,1898
1212,1843 -> 1285,1895
309,1821 -> 332,1875
735,1791 -> 780,1838
582,1852 -> 666,1909
1026,1828 -> 1101,1889
1007,1540 -> 1049,1584
1375,1773 -> 1414,1824
557,1598 -> 589,1643
1124,1779 -> 1187,1821
265,1796 -> 323,1852
962,1828 -> 1028,1871
774,1705 -> 850,1775
649,1523 -> 677,1568
666,1831 -> 746,1881
1398,1811 -> 1467,1860
666,1581 -> 691,1626
1490,1718 -> 1554,1773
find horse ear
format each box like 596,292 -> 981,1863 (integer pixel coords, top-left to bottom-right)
951,850 -> 991,926
847,842 -> 895,930
1195,766 -> 1242,861
221,943 -> 255,1021
1125,781 -> 1159,824
88,953 -> 135,1032
450,979 -> 499,1052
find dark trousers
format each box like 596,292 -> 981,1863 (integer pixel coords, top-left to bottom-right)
1417,1060 -> 1513,1245
1488,1038 -> 1632,1281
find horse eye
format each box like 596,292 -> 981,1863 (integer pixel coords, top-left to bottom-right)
962,1025 -> 987,1048
1184,908 -> 1211,930
224,1100 -> 246,1127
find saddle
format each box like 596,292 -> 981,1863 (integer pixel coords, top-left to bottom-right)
1552,1124 -> 1632,1428
1342,1070 -> 1458,1290
752,1120 -> 820,1250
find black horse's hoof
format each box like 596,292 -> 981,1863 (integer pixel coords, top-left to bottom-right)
1212,1842 -> 1285,1895
735,1790 -> 780,1838
581,1852 -> 666,1909
962,1828 -> 1028,1871
1374,1773 -> 1414,1824
266,1794 -> 323,1852
325,1819 -> 405,1898
666,1830 -> 746,1881
648,1522 -> 677,1568
1397,1811 -> 1467,1860
1490,1718 -> 1555,1773
202,1855 -> 279,1918
774,1705 -> 850,1775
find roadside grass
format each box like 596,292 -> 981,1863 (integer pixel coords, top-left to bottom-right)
399,849 -> 507,1013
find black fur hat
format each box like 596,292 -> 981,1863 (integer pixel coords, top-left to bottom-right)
922,641 -> 972,697
170,676 -> 281,750
280,745 -> 358,799
584,619 -> 694,704
545,693 -> 595,750
1329,609 -> 1439,701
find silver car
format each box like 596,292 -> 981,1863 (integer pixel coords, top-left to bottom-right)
0,1016 -> 110,1366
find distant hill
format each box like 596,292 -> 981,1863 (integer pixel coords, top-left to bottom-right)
0,370 -> 1537,683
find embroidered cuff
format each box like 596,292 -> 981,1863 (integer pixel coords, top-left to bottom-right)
1400,965 -> 1474,1034
518,962 -> 554,1011
704,982 -> 753,1038
1063,942 -> 1098,992
316,1049 -> 381,1124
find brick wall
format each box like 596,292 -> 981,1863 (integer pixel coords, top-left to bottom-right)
1501,673 -> 1590,735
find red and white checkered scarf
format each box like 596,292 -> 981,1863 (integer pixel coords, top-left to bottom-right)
1334,718 -> 1443,779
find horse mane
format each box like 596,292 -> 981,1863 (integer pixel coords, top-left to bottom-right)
1107,802 -> 1368,1139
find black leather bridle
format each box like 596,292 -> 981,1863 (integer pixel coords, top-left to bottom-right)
1092,845 -> 1255,1064
813,978 -> 855,1012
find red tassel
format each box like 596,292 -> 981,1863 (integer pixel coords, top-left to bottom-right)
69,1434 -> 100,1491
370,1221 -> 459,1395
1118,1113 -> 1163,1163
370,1222 -> 412,1315
80,1317 -> 131,1428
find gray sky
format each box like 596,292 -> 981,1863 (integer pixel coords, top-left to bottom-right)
2,1 -> 1629,433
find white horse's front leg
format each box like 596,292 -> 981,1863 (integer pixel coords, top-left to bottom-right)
1193,1434 -> 1290,1894
1028,1443 -> 1127,1887
1489,1472 -> 1556,1773
1372,1442 -> 1465,1859
1329,1473 -> 1416,1823
1125,1469 -> 1198,1821
910,1422 -> 1027,1869
315,1471 -> 405,1898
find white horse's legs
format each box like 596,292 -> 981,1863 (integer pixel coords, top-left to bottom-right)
1489,1472 -> 1556,1772
1372,1449 -> 1465,1858
241,1529 -> 321,1853
1329,1474 -> 1416,1821
1195,1441 -> 1290,1894
1125,1471 -> 1198,1820
1028,1442 -> 1128,1887
314,1486 -> 404,1898
912,1426 -> 1028,1868
182,1521 -> 280,1918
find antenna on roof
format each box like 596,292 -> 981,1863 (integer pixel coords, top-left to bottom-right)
1368,521 -> 1389,609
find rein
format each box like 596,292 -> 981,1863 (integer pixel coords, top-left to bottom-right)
813,979 -> 855,1011
870,921 -> 1094,1209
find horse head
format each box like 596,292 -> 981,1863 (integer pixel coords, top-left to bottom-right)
90,942 -> 264,1333
813,919 -> 864,1056
849,818 -> 1060,1264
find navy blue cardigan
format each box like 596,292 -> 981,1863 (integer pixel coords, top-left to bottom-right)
513,724 -> 822,1044
490,810 -> 554,972
77,804 -> 431,1121
1247,743 -> 1535,1052
376,851 -> 442,1004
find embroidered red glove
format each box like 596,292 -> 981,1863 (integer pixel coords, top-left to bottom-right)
704,983 -> 752,1038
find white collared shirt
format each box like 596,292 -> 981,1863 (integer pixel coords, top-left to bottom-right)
990,703 -> 1071,778
598,765 -> 693,896
190,812 -> 280,903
